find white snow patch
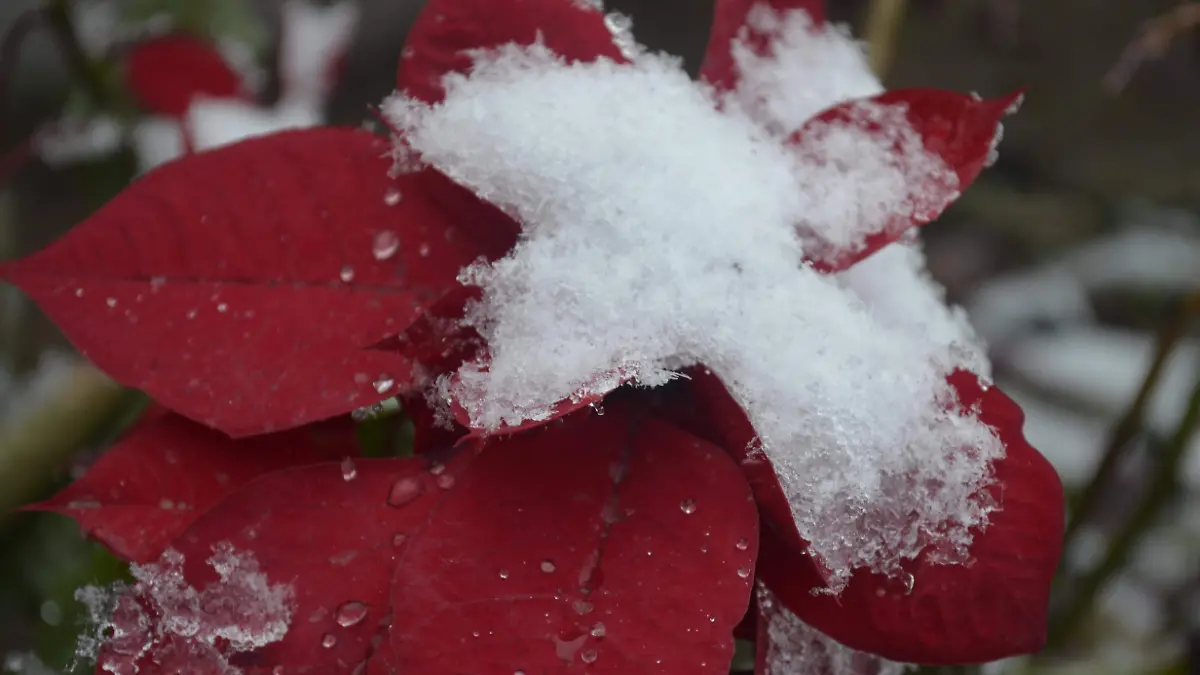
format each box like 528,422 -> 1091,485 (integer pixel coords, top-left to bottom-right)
384,42 -> 1003,591
76,545 -> 293,675
725,6 -> 882,137
278,0 -> 361,107
758,584 -> 910,675
34,115 -> 123,167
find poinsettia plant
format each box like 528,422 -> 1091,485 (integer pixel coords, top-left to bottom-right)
2,0 -> 1065,673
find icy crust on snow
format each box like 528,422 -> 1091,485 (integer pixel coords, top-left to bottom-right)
725,7 -> 882,136
384,32 -> 1000,589
758,585 -> 910,675
77,545 -> 293,675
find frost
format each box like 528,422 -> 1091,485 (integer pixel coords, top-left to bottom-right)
725,7 -> 882,137
76,545 -> 293,675
758,585 -> 910,675
384,24 -> 1000,589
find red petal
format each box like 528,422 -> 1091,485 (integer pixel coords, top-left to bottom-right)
799,89 -> 1021,274
759,373 -> 1064,664
390,405 -> 759,672
28,414 -> 355,563
397,0 -> 626,103
126,34 -> 248,118
700,0 -> 826,93
0,128 -> 487,437
100,456 -> 445,675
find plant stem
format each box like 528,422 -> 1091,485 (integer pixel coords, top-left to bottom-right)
42,0 -> 121,110
1062,292 -> 1200,548
1046,357 -> 1200,649
864,0 -> 909,80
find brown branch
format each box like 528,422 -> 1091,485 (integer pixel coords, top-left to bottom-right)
1105,2 -> 1200,95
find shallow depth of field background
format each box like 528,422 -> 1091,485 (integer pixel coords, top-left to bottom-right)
1,0 -> 1199,673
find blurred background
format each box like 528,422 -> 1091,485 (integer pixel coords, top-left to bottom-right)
0,0 -> 1198,673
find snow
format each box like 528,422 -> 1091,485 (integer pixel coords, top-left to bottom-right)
724,7 -> 882,137
278,0 -> 361,106
33,116 -> 123,167
758,584 -> 910,675
385,14 -> 1002,590
77,545 -> 293,675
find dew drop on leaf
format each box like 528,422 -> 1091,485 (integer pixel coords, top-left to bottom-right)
540,560 -> 556,573
216,303 -> 228,313
340,457 -> 357,482
106,297 -> 118,308
436,474 -> 455,490
680,498 -> 696,514
74,288 -> 84,297
392,533 -> 408,549
498,569 -> 510,580
321,633 -> 337,648
580,648 -> 599,664
386,477 -> 424,508
590,622 -> 605,638
384,188 -> 402,206
735,538 -> 749,551
372,231 -> 400,260
736,567 -> 751,579
573,600 -> 593,615
335,602 -> 368,628
373,375 -> 395,394
418,243 -> 430,258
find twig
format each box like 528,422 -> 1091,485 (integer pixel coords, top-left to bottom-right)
1105,2 -> 1200,95
42,0 -> 113,108
0,9 -> 45,147
1061,292 -> 1200,547
1047,346 -> 1200,649
864,0 -> 909,81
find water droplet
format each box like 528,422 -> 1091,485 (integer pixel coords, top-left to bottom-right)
573,600 -> 593,615
736,567 -> 751,579
418,243 -> 431,258
384,188 -> 402,206
590,622 -> 606,638
373,375 -> 395,394
150,276 -> 166,290
352,402 -> 384,421
216,303 -> 228,313
339,265 -> 356,283
540,560 -> 556,573
436,474 -> 455,490
515,671 -> 526,675
106,297 -> 117,308
186,309 -> 198,319
429,463 -> 445,475
321,633 -> 337,648
735,538 -> 749,551
680,498 -> 696,515
74,288 -> 84,297
580,648 -> 599,664
340,457 -> 357,481
335,602 -> 368,627
499,569 -> 510,579
353,372 -> 370,385
387,477 -> 423,507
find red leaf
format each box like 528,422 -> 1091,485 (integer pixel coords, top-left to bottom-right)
754,585 -> 897,675
397,0 -> 627,103
126,35 -> 248,118
758,373 -> 1064,664
29,413 -> 356,563
798,89 -> 1021,274
0,128 -> 491,436
700,0 -> 826,93
99,456 -> 446,675
389,405 -> 759,673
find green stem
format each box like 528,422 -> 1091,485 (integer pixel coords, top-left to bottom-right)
1062,292 -> 1200,547
1046,364 -> 1200,649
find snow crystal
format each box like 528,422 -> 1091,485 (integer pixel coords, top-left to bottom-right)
725,6 -> 882,136
758,585 -> 910,675
76,545 -> 293,675
384,30 -> 1001,588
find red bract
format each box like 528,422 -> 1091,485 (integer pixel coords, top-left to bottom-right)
6,0 -> 1065,673
125,35 -> 248,118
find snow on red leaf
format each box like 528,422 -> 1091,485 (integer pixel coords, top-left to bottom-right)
396,0 -> 626,103
29,413 -> 357,564
125,34 -> 248,118
757,372 -> 1064,664
700,0 -> 826,93
755,585 -> 901,675
103,456 -> 447,675
390,404 -> 759,673
0,127 -> 493,437
800,89 -> 1021,274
